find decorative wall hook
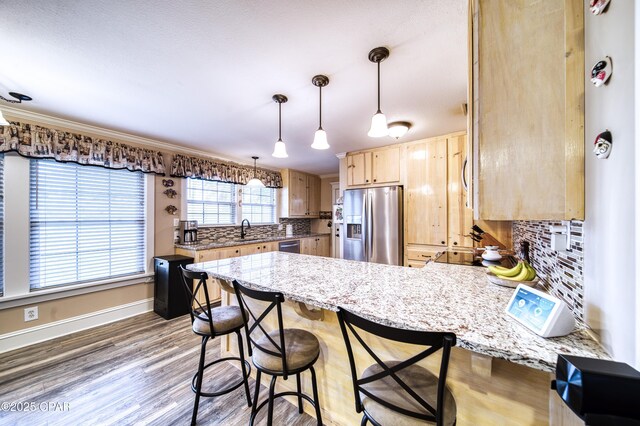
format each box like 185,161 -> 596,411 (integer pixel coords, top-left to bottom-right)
163,188 -> 177,198
162,179 -> 174,187
589,0 -> 611,15
165,205 -> 178,215
593,130 -> 612,159
590,56 -> 612,87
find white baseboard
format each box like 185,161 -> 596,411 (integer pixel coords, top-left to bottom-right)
0,298 -> 154,354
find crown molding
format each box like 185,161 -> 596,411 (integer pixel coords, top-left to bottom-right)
1,105 -> 268,169
319,173 -> 339,179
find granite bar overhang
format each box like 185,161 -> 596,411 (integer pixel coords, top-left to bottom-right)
187,251 -> 609,372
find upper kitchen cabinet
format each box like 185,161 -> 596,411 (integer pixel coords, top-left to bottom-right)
447,134 -> 474,248
346,146 -> 400,187
279,169 -> 321,218
405,137 -> 448,246
471,0 -> 584,220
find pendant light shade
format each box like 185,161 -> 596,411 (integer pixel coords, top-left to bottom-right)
368,112 -> 389,138
272,94 -> 289,158
312,129 -> 329,150
246,156 -> 265,187
367,47 -> 390,138
311,75 -> 330,150
0,110 -> 9,126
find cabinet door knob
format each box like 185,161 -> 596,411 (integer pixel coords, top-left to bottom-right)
365,179 -> 369,183
453,242 -> 458,246
373,179 -> 377,182
235,250 -> 239,253
441,241 -> 445,245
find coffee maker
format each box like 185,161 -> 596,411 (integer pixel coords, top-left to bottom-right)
179,220 -> 198,244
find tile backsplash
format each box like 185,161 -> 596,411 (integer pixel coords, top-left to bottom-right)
512,221 -> 584,320
197,218 -> 311,243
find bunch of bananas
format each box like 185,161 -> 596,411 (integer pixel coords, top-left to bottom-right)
488,261 -> 537,282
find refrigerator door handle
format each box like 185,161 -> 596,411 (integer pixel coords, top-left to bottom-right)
367,190 -> 373,261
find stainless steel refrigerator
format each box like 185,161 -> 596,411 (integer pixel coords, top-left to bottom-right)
343,186 -> 403,265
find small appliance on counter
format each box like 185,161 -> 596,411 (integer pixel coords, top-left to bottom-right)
552,354 -> 640,424
505,284 -> 575,337
179,220 -> 198,244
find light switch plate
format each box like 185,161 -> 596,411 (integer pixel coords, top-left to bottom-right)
173,218 -> 180,227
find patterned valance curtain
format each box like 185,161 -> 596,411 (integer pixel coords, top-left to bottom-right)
170,154 -> 283,188
0,121 -> 166,175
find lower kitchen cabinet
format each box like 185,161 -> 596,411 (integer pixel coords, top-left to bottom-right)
405,244 -> 443,267
301,235 -> 330,257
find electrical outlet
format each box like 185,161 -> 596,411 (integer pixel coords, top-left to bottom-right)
24,306 -> 38,322
278,224 -> 283,231
173,218 -> 180,227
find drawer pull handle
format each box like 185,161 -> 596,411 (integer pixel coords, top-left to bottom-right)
420,254 -> 432,258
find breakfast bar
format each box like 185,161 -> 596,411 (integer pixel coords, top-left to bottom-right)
188,251 -> 608,425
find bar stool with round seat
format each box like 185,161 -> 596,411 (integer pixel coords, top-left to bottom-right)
179,266 -> 252,426
232,279 -> 323,426
337,307 -> 457,426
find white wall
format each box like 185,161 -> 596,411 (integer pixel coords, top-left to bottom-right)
584,1 -> 637,366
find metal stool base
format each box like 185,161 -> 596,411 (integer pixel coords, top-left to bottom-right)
191,356 -> 252,398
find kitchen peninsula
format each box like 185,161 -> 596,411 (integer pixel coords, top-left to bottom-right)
188,251 -> 608,425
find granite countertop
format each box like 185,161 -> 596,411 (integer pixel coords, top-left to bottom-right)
188,251 -> 609,372
175,233 -> 331,251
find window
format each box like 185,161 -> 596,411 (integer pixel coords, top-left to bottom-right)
187,179 -> 237,225
241,186 -> 276,224
29,160 -> 146,290
0,154 -> 3,296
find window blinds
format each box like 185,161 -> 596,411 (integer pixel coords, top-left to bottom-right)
186,180 -> 237,225
0,155 -> 4,296
241,187 -> 276,224
29,160 -> 146,290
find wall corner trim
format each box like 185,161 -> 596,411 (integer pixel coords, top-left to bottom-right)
0,298 -> 154,354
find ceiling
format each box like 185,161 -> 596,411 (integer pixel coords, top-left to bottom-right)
0,0 -> 468,175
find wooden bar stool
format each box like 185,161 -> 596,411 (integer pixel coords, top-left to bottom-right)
179,266 -> 252,426
232,279 -> 323,426
337,307 -> 457,426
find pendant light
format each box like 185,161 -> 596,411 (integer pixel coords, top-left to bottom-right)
367,47 -> 390,138
272,94 -> 288,158
0,92 -> 33,126
311,75 -> 330,150
246,156 -> 265,187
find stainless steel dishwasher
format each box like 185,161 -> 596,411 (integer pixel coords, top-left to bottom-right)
278,240 -> 300,253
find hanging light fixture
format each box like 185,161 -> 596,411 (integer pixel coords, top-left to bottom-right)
0,92 -> 33,126
367,47 -> 390,138
311,75 -> 330,150
388,121 -> 412,139
246,156 -> 265,187
272,94 -> 288,158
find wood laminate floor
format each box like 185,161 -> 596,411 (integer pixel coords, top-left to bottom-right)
0,312 -> 317,426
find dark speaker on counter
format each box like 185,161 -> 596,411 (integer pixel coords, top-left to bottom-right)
552,354 -> 640,422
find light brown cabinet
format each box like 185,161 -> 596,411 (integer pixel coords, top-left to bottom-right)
447,135 -> 474,248
301,235 -> 330,257
346,147 -> 399,187
405,244 -> 442,268
372,147 -> 400,184
471,0 -> 584,220
347,152 -> 371,186
405,137 -> 448,247
279,169 -> 321,218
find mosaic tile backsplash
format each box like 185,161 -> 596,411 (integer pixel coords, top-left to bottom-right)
512,221 -> 584,320
197,218 -> 311,243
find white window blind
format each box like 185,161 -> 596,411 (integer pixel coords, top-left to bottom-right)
29,160 -> 146,290
187,179 -> 237,225
241,186 -> 276,224
0,155 -> 4,296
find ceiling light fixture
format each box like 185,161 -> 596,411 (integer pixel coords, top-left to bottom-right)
367,47 -> 390,138
246,156 -> 265,187
311,75 -> 330,150
0,92 -> 32,126
388,121 -> 412,139
272,94 -> 288,158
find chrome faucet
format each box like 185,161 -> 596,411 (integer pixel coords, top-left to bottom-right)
240,219 -> 251,239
